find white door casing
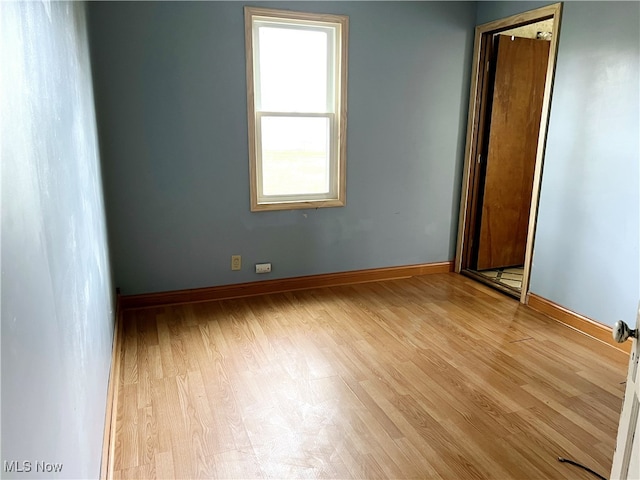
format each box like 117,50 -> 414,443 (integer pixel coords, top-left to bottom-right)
611,306 -> 640,480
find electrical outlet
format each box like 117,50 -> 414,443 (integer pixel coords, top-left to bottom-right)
231,255 -> 241,271
255,263 -> 271,274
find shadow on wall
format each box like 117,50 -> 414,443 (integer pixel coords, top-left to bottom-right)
1,2 -> 114,478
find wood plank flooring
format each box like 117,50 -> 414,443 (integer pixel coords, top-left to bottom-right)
113,273 -> 628,479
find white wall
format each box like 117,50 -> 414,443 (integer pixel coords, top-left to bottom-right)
1,2 -> 114,478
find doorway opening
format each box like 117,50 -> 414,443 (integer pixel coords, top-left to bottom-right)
454,3 -> 562,303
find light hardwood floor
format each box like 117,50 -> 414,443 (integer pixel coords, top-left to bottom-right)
112,273 -> 628,479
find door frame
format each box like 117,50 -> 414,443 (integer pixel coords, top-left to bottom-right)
454,3 -> 563,304
610,304 -> 639,479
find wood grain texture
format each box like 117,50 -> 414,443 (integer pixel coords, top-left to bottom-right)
102,296 -> 124,480
476,3 -> 560,31
462,35 -> 495,273
476,35 -> 550,270
454,22 -> 485,273
112,273 -> 628,479
528,293 -> 631,355
120,262 -> 453,310
453,2 -> 563,304
244,5 -> 258,212
520,3 -> 563,302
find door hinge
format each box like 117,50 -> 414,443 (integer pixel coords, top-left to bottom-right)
477,154 -> 482,164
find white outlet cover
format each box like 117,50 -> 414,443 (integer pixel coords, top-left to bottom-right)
255,263 -> 271,274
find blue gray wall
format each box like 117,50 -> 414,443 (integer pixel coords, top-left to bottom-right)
1,2 -> 114,478
478,1 -> 640,328
88,1 -> 476,295
476,0 -> 554,25
531,1 -> 640,329
86,0 -> 639,328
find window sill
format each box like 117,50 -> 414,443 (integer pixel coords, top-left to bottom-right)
251,198 -> 345,212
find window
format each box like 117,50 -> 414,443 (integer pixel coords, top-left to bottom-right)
244,7 -> 348,211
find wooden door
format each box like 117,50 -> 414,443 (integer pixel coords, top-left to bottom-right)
476,35 -> 550,271
611,306 -> 639,480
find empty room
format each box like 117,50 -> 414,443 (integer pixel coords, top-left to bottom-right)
2,0 -> 639,479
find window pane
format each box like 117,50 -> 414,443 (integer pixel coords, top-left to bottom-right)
261,116 -> 331,196
257,26 -> 328,113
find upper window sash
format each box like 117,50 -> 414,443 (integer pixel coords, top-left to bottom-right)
252,20 -> 337,115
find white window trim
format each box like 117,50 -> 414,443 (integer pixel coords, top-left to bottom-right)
244,6 -> 349,212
